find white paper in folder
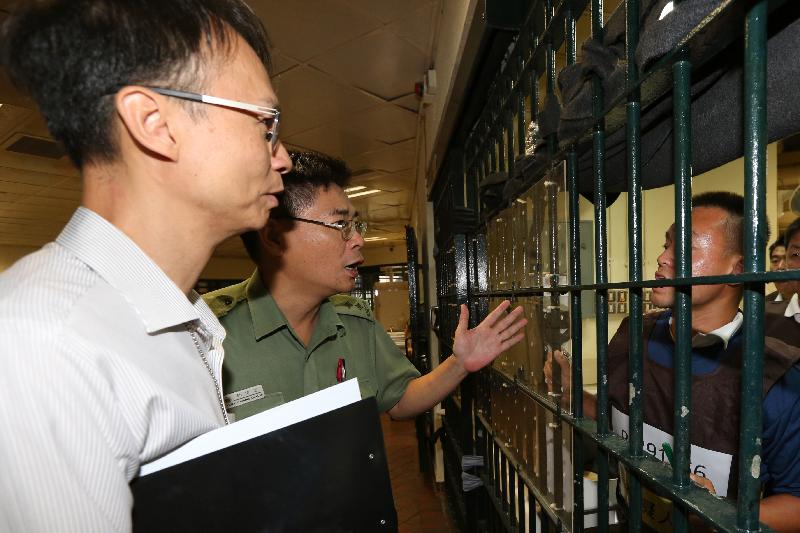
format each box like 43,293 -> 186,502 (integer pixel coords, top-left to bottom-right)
139,378 -> 361,477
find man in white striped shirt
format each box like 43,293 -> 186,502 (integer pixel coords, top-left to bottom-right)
0,1 -> 290,531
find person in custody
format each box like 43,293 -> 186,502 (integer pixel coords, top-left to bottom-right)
546,191 -> 800,531
0,1 -> 290,530
205,150 -> 528,420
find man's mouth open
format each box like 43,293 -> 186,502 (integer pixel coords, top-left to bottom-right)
345,261 -> 362,277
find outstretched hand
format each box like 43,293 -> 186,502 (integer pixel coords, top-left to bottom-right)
452,301 -> 527,373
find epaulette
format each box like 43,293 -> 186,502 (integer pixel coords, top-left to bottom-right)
330,294 -> 374,321
202,280 -> 249,318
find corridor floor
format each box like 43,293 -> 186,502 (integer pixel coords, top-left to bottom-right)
381,415 -> 456,533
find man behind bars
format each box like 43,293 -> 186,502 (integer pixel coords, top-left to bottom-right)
547,192 -> 800,532
0,1 -> 290,530
205,150 -> 526,420
767,235 -> 793,301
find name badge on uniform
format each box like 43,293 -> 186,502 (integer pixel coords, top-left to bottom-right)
224,385 -> 265,409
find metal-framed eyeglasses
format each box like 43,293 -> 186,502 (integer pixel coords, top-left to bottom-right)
287,216 -> 367,241
148,87 -> 281,151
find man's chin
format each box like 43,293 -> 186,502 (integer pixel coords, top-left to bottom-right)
650,296 -> 673,309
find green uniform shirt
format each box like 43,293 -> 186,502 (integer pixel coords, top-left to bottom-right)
203,270 -> 420,420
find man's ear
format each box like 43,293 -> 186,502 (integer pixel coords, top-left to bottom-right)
731,254 -> 744,276
114,87 -> 179,162
259,220 -> 287,256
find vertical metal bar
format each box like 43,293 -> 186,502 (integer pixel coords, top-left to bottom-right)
738,2 -> 768,530
508,86 -> 516,180
564,3 -> 584,530
671,50 -> 693,533
625,0 -> 645,530
591,1 -> 609,532
530,23 -> 540,125
545,0 -> 557,156
518,473 -> 526,532
518,53 -> 527,156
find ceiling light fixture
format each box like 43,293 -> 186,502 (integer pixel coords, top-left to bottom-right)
364,237 -> 387,242
344,185 -> 366,193
348,189 -> 381,199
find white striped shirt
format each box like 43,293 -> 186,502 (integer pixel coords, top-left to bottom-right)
0,207 -> 227,532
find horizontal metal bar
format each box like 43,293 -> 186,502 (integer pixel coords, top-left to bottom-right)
468,269 -> 800,297
487,369 -> 776,532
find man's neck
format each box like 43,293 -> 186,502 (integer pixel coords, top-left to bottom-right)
82,164 -> 218,295
670,301 -> 740,338
260,267 -> 325,346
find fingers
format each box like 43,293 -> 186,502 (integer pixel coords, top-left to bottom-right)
501,332 -> 525,350
456,303 -> 469,333
494,304 -> 525,331
481,300 -> 512,327
499,316 -> 527,342
690,474 -> 716,495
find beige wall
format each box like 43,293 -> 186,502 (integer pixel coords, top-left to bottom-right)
362,244 -> 407,266
0,245 -> 38,273
199,256 -> 254,281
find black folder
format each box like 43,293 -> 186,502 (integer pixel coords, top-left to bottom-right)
131,397 -> 397,532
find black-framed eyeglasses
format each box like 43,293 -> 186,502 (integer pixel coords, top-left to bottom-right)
287,216 -> 367,241
148,87 -> 281,151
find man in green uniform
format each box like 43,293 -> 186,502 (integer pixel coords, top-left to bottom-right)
205,151 -> 526,421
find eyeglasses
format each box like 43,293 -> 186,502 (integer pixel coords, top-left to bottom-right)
148,87 -> 281,151
287,216 -> 367,241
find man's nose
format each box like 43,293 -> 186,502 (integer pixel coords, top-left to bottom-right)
348,228 -> 365,248
657,248 -> 672,267
271,141 -> 292,175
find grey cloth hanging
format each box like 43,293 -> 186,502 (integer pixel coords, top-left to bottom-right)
573,2 -> 800,194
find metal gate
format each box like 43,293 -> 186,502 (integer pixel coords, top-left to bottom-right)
428,1 -> 800,531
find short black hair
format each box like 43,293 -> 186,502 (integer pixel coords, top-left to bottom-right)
692,191 -> 770,254
785,217 -> 800,247
1,0 -> 272,169
241,150 -> 351,264
769,235 -> 786,255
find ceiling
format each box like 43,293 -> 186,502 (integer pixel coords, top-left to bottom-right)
0,0 -> 437,256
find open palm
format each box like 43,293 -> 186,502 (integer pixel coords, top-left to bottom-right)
452,301 -> 527,372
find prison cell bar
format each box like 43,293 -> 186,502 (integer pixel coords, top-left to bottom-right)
625,1 -> 645,532
738,1 -> 768,530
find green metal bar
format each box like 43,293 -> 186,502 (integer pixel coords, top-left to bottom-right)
590,1 -> 610,532
624,1 -> 645,531
566,5 -> 584,525
672,50 -> 693,532
737,1 -> 768,530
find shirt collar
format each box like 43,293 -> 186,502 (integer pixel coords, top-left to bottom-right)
246,269 -> 345,343
56,207 -> 216,334
785,293 -> 800,324
669,311 -> 743,349
246,270 -> 288,339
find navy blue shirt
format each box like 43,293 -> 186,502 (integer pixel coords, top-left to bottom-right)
648,311 -> 800,497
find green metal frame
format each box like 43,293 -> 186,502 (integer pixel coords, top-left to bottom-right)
430,0 -> 795,531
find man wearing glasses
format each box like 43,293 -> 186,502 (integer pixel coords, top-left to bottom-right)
0,1 -> 289,530
205,151 -> 527,421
